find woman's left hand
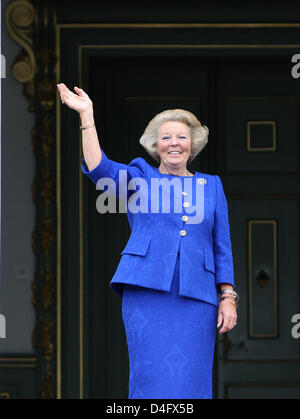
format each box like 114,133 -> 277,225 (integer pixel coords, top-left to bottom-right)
217,299 -> 237,334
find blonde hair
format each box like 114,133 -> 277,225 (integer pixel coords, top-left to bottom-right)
139,109 -> 209,164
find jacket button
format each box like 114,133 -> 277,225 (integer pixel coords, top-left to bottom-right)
182,215 -> 188,222
180,230 -> 187,236
183,202 -> 189,208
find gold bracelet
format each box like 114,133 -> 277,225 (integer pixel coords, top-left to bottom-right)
221,299 -> 237,307
80,123 -> 95,130
220,296 -> 237,308
220,296 -> 235,302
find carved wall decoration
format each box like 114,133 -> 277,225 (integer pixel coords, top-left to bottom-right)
5,0 -> 57,398
5,0 -> 36,111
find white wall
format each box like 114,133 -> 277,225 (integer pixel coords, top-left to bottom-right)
1,0 -> 35,353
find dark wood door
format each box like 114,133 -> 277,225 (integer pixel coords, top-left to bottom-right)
81,54 -> 300,398
82,54 -> 300,398
215,58 -> 300,398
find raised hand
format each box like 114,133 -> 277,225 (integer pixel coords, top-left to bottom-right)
57,83 -> 93,115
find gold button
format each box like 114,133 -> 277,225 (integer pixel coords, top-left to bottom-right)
180,230 -> 187,236
183,202 -> 189,208
182,215 -> 189,222
182,192 -> 187,196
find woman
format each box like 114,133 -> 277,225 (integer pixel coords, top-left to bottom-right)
57,83 -> 238,399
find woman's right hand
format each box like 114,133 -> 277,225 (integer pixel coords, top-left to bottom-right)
57,83 -> 93,115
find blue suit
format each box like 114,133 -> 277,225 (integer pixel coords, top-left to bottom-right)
81,149 -> 235,308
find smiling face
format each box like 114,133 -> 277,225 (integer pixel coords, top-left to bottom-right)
156,120 -> 192,173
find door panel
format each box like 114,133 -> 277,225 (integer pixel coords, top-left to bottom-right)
217,61 -> 300,398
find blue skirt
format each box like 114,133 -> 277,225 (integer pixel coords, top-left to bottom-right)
121,252 -> 218,399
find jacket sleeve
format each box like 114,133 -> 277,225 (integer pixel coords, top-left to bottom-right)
81,149 -> 147,197
213,175 -> 235,291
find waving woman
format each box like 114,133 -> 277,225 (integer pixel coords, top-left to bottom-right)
57,83 -> 238,399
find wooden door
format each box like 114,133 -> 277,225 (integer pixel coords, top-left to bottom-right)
83,55 -> 300,398
215,57 -> 300,398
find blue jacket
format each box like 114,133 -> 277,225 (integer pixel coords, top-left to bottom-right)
81,149 -> 235,307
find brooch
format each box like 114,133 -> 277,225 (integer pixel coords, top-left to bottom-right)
197,178 -> 207,185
